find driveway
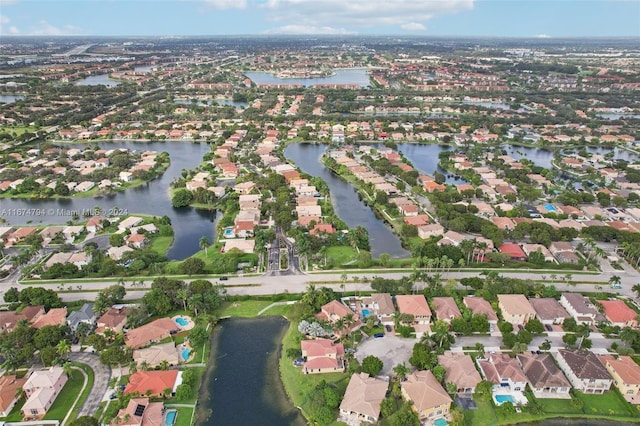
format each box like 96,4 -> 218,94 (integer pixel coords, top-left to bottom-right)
68,352 -> 111,417
355,334 -> 416,375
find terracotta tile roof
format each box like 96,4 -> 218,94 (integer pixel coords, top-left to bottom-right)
432,297 -> 462,321
600,355 -> 640,385
125,318 -> 180,349
598,299 -> 638,324
124,371 -> 180,396
517,353 -> 571,389
401,370 -> 451,413
396,295 -> 431,317
437,353 -> 482,390
463,297 -> 498,322
0,375 -> 28,414
31,308 -> 67,329
110,397 -> 164,426
339,373 -> 388,420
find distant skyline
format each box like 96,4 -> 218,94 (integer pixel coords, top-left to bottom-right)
0,0 -> 639,38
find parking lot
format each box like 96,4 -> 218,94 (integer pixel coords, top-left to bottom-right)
355,333 -> 417,375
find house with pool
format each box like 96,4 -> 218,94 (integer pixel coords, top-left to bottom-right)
125,318 -> 180,350
477,352 -> 528,403
110,397 -> 165,426
339,373 -> 388,424
133,342 -> 181,368
401,370 -> 452,423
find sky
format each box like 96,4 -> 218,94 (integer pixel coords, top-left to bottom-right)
0,0 -> 639,38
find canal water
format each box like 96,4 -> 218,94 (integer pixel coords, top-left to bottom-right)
1,140 -> 216,260
0,95 -> 24,104
245,68 -> 371,87
285,143 -> 408,258
197,317 -> 306,426
396,143 -> 468,184
75,74 -> 121,87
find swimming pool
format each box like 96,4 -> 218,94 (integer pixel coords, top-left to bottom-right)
175,317 -> 189,327
223,227 -> 234,238
494,394 -> 516,405
543,203 -> 557,212
434,418 -> 448,426
165,410 -> 177,426
180,346 -> 192,361
362,309 -> 371,318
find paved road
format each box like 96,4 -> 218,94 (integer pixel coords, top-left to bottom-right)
68,352 -> 112,417
2,268 -> 639,303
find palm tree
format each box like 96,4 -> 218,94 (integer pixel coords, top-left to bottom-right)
62,361 -> 73,378
159,360 -> 169,371
393,363 -> 409,381
609,275 -> 622,288
199,236 -> 210,257
140,361 -> 150,371
177,288 -> 188,312
56,340 -> 71,361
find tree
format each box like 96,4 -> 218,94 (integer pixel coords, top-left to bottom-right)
361,355 -> 383,376
525,318 -> 545,334
189,325 -> 210,348
433,365 -> 446,383
94,285 -> 126,314
181,257 -> 205,275
199,236 -> 210,256
142,288 -> 172,316
175,383 -> 192,400
172,189 -> 194,208
379,253 -> 391,267
57,339 -> 71,361
393,363 -> 409,381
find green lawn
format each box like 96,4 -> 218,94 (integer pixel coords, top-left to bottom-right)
279,321 -> 349,416
326,246 -> 358,265
43,370 -> 85,420
150,236 -> 174,256
174,406 -> 195,426
171,367 -> 204,405
66,363 -> 96,423
463,397 -> 497,426
261,303 -> 293,317
219,300 -> 273,317
576,390 -> 637,417
538,398 -> 583,414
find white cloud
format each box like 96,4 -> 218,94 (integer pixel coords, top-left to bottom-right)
264,24 -> 355,35
0,14 -> 9,24
261,0 -> 473,30
535,33 -> 551,38
205,0 -> 247,9
8,26 -> 19,34
27,20 -> 83,36
401,22 -> 426,31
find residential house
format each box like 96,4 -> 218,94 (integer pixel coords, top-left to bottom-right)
477,353 -> 528,392
107,245 -> 134,261
437,230 -> 466,247
110,397 -> 164,426
133,342 -> 181,368
339,373 -> 389,424
0,306 -> 44,334
125,318 -> 180,349
0,374 -> 28,417
598,299 -> 638,328
118,216 -> 144,231
401,371 -> 452,422
516,353 -> 571,398
371,293 -> 395,326
301,338 -> 345,374
437,352 -> 482,394
418,223 -> 445,240
498,294 -> 536,325
432,297 -> 462,324
67,303 -> 96,332
316,300 -> 360,336
96,306 -> 128,334
599,355 -> 640,403
21,367 -> 67,419
529,298 -> 570,325
560,293 -> 599,325
31,308 -> 67,329
222,239 -> 255,254
555,349 -> 612,394
549,241 -> 580,264
396,295 -> 432,337
521,244 -> 555,263
124,370 -> 183,397
127,234 -> 148,249
463,297 -> 498,324
498,243 -> 527,261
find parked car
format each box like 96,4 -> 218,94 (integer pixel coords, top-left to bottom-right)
219,276 -> 228,281
373,333 -> 384,338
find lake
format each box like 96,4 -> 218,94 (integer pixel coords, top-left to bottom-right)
197,317 -> 305,426
396,143 -> 468,184
75,74 -> 121,87
0,95 -> 24,104
245,68 -> 371,87
1,140 -> 216,260
285,143 -> 408,258
506,145 -> 555,170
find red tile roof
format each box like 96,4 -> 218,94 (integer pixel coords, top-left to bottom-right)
598,300 -> 638,324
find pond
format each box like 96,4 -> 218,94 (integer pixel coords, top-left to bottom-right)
396,143 -> 469,184
1,140 -> 216,260
75,74 -> 121,87
197,317 -> 305,426
245,68 -> 371,87
285,143 -> 408,258
0,95 -> 24,104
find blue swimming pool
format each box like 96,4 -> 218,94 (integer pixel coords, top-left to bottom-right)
165,410 -> 177,426
494,394 -> 516,405
175,317 -> 189,327
223,227 -> 234,238
543,203 -> 557,212
362,309 -> 371,318
181,346 -> 192,361
434,418 -> 448,426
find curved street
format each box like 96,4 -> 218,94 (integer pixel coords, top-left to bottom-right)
68,352 -> 112,417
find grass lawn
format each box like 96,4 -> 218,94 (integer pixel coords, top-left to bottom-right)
538,398 -> 583,414
171,367 -> 204,405
463,397 -> 497,426
279,321 -> 349,417
43,369 -> 85,420
65,363 -> 95,423
174,406 -> 195,426
218,300 -> 273,317
262,303 -> 293,317
0,395 -> 25,422
576,390 -> 637,417
326,246 -> 358,265
150,236 -> 174,256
